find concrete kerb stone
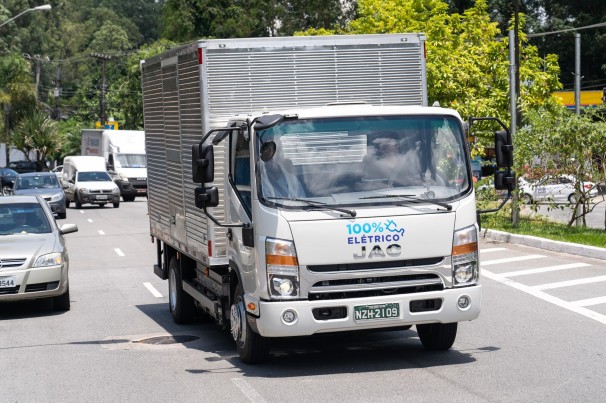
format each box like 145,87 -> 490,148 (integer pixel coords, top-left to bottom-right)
481,228 -> 606,260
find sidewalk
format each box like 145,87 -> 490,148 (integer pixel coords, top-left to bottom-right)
481,228 -> 606,260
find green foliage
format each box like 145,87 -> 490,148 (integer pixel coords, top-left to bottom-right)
10,110 -> 61,169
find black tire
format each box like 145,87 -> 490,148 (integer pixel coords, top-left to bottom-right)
568,193 -> 577,204
53,286 -> 71,311
99,203 -> 105,208
417,322 -> 457,351
75,195 -> 82,209
58,212 -> 67,219
522,194 -> 533,204
230,283 -> 270,364
124,195 -> 135,202
168,256 -> 195,324
113,202 -> 120,208
65,198 -> 70,208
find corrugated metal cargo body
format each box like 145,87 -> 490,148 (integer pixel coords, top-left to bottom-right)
141,34 -> 427,264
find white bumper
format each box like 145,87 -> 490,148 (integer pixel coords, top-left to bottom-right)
253,285 -> 481,337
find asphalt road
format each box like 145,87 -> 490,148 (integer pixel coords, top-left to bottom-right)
1,200 -> 605,402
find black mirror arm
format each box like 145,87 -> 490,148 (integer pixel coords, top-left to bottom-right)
202,205 -> 249,228
477,191 -> 511,214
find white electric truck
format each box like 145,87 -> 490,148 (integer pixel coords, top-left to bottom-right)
141,34 -> 514,363
81,129 -> 148,201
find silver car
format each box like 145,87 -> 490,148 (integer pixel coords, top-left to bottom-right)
12,172 -> 67,219
520,174 -> 599,204
0,195 -> 78,311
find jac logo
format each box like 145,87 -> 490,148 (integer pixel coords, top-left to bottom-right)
353,244 -> 402,259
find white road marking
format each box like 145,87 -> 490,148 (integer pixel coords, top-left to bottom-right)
80,210 -> 84,214
87,219 -> 93,223
481,254 -> 545,266
231,378 -> 267,403
143,282 -> 163,298
98,230 -> 105,235
114,248 -> 125,257
571,296 -> 606,307
532,275 -> 606,291
499,262 -> 591,278
480,248 -> 508,253
483,270 -> 606,325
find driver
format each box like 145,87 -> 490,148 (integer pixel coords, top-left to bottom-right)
260,137 -> 306,199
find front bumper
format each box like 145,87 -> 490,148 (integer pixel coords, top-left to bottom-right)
48,200 -> 66,215
79,193 -> 120,205
115,180 -> 147,197
0,264 -> 68,301
252,285 -> 481,337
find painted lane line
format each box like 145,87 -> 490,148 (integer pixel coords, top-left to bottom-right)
499,262 -> 591,278
571,296 -> 606,307
532,275 -> 606,291
483,270 -> 606,325
480,248 -> 508,254
231,378 -> 267,403
481,254 -> 545,267
143,282 -> 163,298
98,230 -> 105,235
87,219 -> 93,223
80,210 -> 84,214
114,248 -> 125,257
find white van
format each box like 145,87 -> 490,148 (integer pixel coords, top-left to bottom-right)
62,156 -> 120,208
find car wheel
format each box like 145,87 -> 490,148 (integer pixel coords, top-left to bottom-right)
65,198 -> 70,208
168,256 -> 195,324
124,195 -> 135,202
53,286 -> 71,311
113,201 -> 120,208
99,203 -> 106,208
417,322 -> 457,350
568,193 -> 578,204
75,195 -> 82,209
231,282 -> 270,363
58,212 -> 67,219
522,194 -> 533,204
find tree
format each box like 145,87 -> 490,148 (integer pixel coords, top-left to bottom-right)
10,110 -> 61,170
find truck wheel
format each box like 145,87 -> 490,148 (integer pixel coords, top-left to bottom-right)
230,283 -> 270,363
168,256 -> 195,324
417,322 -> 457,350
75,196 -> 82,209
53,286 -> 70,311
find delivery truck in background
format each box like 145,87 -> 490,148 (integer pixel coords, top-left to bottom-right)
141,34 -> 514,363
81,129 -> 147,201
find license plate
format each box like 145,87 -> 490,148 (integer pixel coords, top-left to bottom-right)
0,276 -> 16,288
96,195 -> 108,200
354,303 -> 400,322
136,189 -> 146,193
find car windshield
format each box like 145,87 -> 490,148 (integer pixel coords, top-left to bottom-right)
115,154 -> 146,168
0,202 -> 51,235
255,115 -> 471,208
77,171 -> 112,182
14,175 -> 60,190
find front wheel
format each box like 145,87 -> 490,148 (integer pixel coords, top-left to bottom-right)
568,193 -> 578,204
522,194 -> 533,204
231,283 -> 270,364
113,201 -> 120,208
417,322 -> 457,351
168,256 -> 195,324
53,287 -> 70,311
75,195 -> 82,209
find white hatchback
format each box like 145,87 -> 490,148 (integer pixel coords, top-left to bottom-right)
519,174 -> 599,204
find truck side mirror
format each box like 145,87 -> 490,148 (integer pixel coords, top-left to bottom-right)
192,143 -> 214,184
495,130 -> 513,168
494,170 -> 516,191
195,186 -> 219,209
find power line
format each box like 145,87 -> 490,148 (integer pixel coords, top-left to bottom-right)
528,21 -> 606,38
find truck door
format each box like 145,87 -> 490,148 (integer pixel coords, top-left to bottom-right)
226,130 -> 255,277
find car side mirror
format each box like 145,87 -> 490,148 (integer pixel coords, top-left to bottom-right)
59,223 -> 78,235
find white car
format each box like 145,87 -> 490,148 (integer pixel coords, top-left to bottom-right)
519,174 -> 598,204
0,195 -> 78,310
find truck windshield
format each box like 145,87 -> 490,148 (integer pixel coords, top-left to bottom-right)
115,154 -> 147,169
256,115 -> 471,208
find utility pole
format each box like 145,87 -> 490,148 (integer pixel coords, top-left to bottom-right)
512,0 -> 520,227
53,65 -> 61,120
90,53 -> 112,128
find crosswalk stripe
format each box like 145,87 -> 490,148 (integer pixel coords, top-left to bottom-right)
532,275 -> 606,291
481,254 -> 545,266
571,296 -> 606,307
499,262 -> 591,278
483,270 -> 606,325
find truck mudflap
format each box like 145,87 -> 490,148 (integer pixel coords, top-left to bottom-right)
252,285 -> 481,337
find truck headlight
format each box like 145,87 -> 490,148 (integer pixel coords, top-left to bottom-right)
266,238 -> 300,299
118,173 -> 129,182
451,225 -> 479,286
34,252 -> 63,267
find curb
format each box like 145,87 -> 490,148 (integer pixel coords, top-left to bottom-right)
481,228 -> 606,260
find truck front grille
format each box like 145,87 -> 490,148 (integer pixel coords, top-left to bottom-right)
307,257 -> 443,273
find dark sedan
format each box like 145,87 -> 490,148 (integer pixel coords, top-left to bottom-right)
1,168 -> 18,195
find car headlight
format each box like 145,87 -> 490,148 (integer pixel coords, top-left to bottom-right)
112,187 -> 120,194
452,224 -> 479,286
79,188 -> 89,194
266,238 -> 300,299
51,192 -> 63,202
34,252 -> 63,267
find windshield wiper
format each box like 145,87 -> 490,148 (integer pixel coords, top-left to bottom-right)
359,194 -> 452,211
267,197 -> 357,217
